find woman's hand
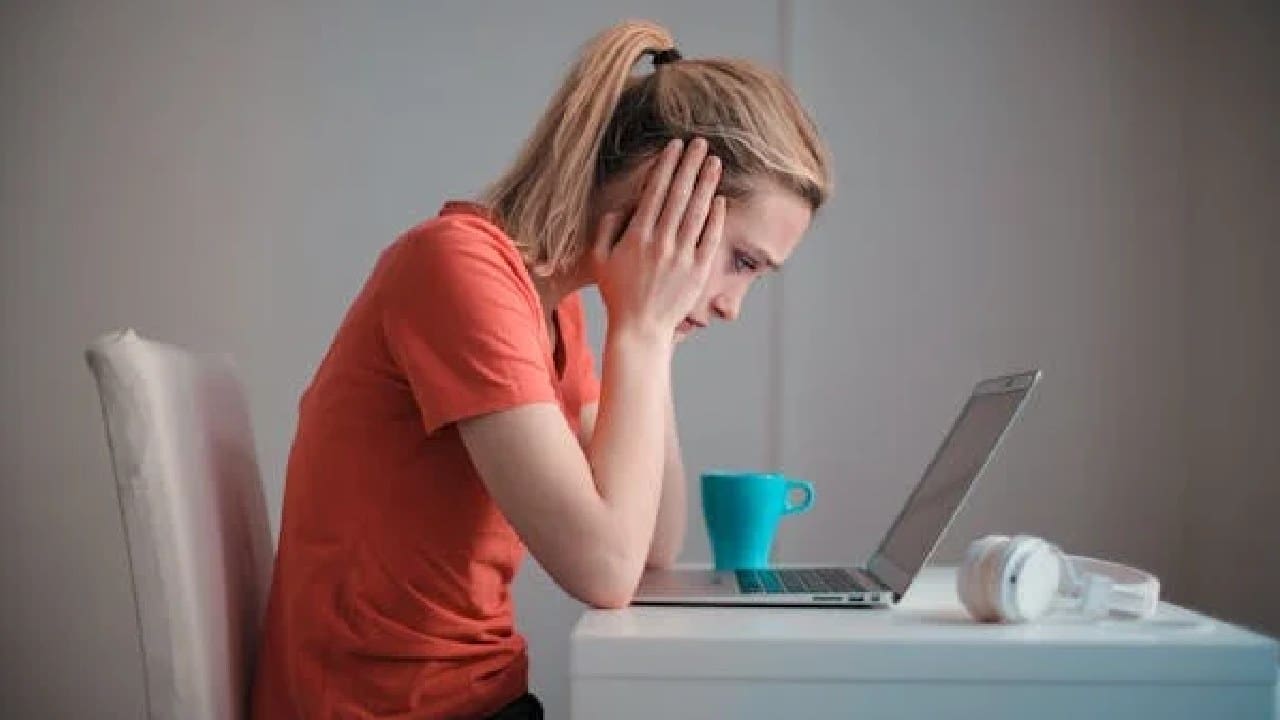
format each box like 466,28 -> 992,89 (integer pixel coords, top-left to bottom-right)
592,137 -> 726,342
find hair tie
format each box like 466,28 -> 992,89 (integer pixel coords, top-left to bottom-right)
648,47 -> 682,67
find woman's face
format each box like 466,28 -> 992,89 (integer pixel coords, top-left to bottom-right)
593,162 -> 812,341
674,182 -> 811,339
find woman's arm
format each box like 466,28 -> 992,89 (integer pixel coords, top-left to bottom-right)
459,328 -> 672,609
459,138 -> 722,608
578,397 -> 688,569
648,394 -> 687,567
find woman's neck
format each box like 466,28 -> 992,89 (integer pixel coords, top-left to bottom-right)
530,258 -> 593,324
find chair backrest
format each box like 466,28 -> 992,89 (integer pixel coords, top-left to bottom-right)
86,329 -> 273,720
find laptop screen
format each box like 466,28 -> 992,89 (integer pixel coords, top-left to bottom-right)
870,375 -> 1035,596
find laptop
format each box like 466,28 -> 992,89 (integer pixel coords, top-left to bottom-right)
632,370 -> 1042,607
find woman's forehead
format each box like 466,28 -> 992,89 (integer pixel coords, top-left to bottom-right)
724,183 -> 812,262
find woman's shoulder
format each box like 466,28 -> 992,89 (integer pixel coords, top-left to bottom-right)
385,201 -> 531,287
401,201 -> 514,255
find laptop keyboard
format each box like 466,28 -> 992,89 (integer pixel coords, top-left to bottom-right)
735,568 -> 867,594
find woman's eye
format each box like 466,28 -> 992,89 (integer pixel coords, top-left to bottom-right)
732,250 -> 759,273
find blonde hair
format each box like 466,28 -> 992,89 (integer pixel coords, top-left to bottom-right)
482,20 -> 831,275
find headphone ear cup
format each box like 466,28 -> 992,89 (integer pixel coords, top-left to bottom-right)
959,535 -> 1009,622
983,535 -> 1028,621
999,537 -> 1061,622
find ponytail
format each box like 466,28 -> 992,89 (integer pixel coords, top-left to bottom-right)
484,20 -> 831,275
483,20 -> 675,275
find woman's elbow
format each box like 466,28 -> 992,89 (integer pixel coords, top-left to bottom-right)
570,573 -> 637,609
566,550 -> 643,609
582,588 -> 633,610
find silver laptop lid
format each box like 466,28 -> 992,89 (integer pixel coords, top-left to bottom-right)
867,370 -> 1041,598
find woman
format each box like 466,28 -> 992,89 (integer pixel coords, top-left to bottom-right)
252,19 -> 830,720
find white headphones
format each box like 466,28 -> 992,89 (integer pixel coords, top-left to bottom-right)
957,535 -> 1161,623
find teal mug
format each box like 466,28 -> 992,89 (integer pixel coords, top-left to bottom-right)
701,471 -> 815,571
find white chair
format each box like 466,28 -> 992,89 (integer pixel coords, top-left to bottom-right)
85,329 -> 274,720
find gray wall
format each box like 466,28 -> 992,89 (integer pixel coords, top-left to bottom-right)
777,0 -> 1193,589
1184,0 -> 1280,640
1,1 -> 1275,718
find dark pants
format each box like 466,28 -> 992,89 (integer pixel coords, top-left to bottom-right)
485,693 -> 543,720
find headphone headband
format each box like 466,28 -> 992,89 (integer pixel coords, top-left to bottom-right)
1065,554 -> 1161,618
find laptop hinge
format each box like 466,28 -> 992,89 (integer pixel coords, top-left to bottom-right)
852,567 -> 891,593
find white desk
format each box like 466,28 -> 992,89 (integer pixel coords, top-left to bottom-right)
571,567 -> 1278,719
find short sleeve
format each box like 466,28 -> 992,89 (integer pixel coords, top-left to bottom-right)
380,215 -> 557,435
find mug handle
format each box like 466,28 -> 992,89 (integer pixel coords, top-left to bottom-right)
782,478 -> 815,515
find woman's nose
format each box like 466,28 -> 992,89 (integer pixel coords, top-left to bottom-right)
712,294 -> 741,322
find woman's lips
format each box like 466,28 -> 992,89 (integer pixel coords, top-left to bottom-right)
677,317 -> 706,334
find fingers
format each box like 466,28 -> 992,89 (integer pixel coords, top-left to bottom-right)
676,154 -> 721,254
628,139 -> 684,240
592,210 -> 623,264
695,196 -> 727,267
654,137 -> 710,249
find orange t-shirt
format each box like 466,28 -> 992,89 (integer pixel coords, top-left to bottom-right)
251,202 -> 600,719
